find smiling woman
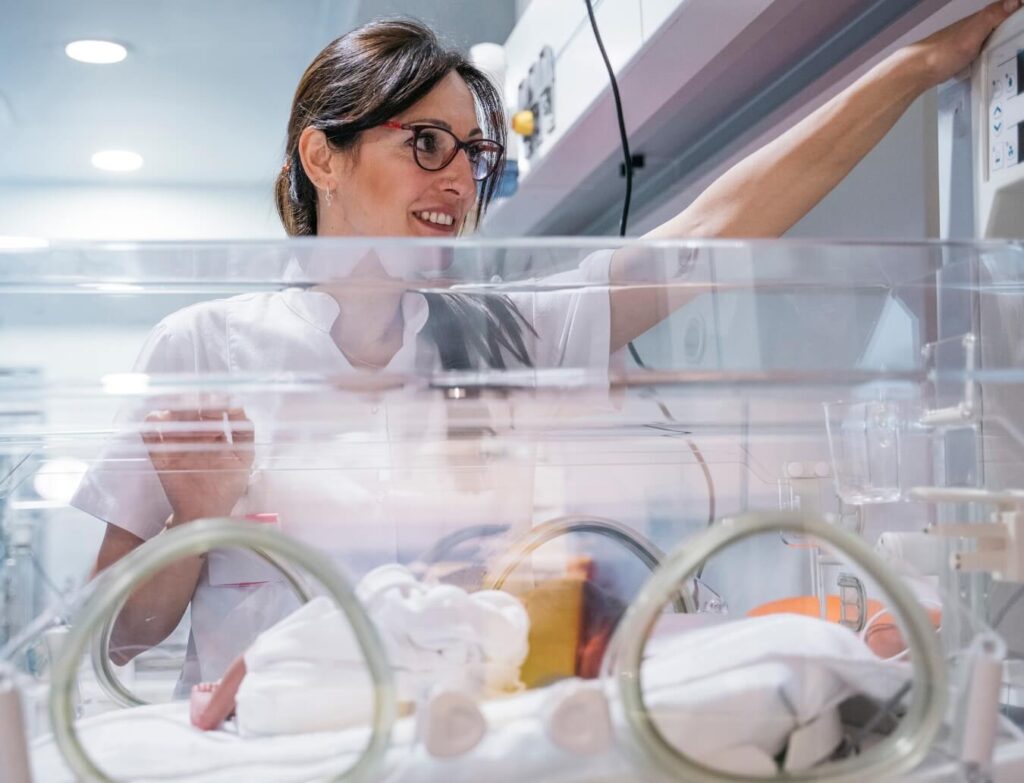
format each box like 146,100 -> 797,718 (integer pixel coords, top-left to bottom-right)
275,19 -> 507,238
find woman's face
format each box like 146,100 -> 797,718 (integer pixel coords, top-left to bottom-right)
321,71 -> 483,238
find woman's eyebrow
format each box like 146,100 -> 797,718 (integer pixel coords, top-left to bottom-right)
409,118 -> 483,137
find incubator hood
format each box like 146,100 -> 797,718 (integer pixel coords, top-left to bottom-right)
1,237 -> 1023,782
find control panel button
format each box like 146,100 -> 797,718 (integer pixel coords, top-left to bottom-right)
1007,140 -> 1018,167
993,103 -> 1005,137
1005,67 -> 1017,95
993,142 -> 1005,171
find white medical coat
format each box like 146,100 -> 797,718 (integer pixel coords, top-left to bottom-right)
72,251 -> 614,686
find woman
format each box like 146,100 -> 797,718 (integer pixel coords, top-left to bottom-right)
80,1 -> 1020,685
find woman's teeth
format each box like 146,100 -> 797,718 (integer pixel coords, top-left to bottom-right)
415,211 -> 454,227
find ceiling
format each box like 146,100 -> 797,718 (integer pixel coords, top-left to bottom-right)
0,0 -> 517,188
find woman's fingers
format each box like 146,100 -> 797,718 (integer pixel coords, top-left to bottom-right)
965,0 -> 1019,42
142,407 -> 254,483
974,1 -> 1021,33
980,1 -> 1021,40
141,410 -> 170,445
909,0 -> 1022,87
222,407 -> 256,444
143,408 -> 252,443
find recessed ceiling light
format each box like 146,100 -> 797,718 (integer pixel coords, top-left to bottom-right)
65,40 -> 127,64
92,150 -> 143,172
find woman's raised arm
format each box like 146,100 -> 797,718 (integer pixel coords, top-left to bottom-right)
606,0 -> 1021,354
646,0 -> 1020,241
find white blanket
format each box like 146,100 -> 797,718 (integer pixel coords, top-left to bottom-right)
234,567 -> 529,735
32,614 -> 911,782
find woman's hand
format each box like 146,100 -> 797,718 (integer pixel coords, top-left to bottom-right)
906,0 -> 1022,88
142,407 -> 254,524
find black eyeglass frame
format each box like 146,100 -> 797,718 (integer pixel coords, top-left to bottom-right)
380,121 -> 504,182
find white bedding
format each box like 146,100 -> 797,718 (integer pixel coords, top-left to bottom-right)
32,697 -> 627,783
32,614 -> 912,782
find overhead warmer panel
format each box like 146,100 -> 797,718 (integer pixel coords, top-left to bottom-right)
484,0 -> 958,237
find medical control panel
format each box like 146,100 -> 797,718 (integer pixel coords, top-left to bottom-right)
974,11 -> 1024,237
514,46 -> 556,159
986,42 -> 1024,173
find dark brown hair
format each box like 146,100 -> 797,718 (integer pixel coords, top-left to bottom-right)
274,18 -> 507,236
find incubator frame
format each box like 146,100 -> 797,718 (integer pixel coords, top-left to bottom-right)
93,542 -> 314,709
606,512 -> 948,783
48,519 -> 398,783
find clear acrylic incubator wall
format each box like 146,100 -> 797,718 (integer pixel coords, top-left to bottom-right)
1,237 -> 1023,783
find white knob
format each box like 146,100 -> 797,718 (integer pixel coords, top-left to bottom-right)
542,681 -> 612,755
419,689 -> 487,758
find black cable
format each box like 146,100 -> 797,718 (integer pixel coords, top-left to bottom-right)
626,326 -> 716,538
584,0 -> 716,583
583,0 -> 633,237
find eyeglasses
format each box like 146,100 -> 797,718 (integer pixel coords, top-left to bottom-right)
381,121 -> 504,182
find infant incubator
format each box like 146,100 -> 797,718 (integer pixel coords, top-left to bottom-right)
1,237 -> 1023,782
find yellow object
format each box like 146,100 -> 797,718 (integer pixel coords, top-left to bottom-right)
512,110 -> 536,137
518,575 -> 585,688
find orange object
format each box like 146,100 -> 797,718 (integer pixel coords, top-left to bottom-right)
748,595 -> 885,624
749,595 -> 942,659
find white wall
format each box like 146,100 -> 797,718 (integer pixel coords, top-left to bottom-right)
0,184 -> 284,241
785,92 -> 939,239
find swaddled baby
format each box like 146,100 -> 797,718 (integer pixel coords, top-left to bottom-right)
190,564 -> 529,734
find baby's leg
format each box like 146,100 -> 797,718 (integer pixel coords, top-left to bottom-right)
190,654 -> 248,731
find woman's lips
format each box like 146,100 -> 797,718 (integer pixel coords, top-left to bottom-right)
412,212 -> 458,234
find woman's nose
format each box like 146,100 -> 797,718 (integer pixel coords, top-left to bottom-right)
443,150 -> 475,195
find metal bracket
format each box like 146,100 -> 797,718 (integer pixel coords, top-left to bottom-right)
913,486 -> 1024,583
838,572 -> 868,632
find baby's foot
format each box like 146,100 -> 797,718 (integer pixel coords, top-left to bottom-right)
189,654 -> 248,731
190,681 -> 232,730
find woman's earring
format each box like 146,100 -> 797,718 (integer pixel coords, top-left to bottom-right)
324,187 -> 334,208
